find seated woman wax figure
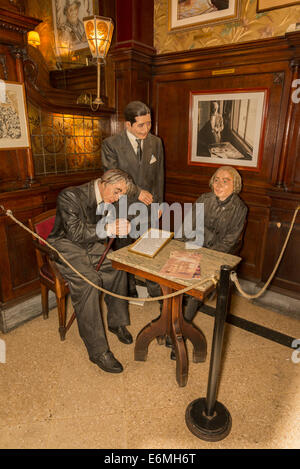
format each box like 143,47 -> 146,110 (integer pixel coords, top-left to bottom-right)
183,165 -> 248,322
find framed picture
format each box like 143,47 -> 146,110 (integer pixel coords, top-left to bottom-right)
52,0 -> 94,56
188,88 -> 269,170
0,81 -> 30,150
129,228 -> 174,258
168,0 -> 239,32
257,0 -> 300,13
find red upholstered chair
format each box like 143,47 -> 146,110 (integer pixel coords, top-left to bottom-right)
28,209 -> 75,340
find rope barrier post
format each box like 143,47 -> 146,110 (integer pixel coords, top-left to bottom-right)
185,265 -> 232,442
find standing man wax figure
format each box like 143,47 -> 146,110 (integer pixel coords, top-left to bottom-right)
101,101 -> 164,298
47,169 -> 135,374
182,166 -> 247,322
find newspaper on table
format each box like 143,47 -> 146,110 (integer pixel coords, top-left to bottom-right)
159,250 -> 202,279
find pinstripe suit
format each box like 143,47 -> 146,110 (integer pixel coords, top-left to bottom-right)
101,130 -> 165,298
101,131 -> 164,205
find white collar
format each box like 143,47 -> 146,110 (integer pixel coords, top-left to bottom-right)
126,130 -> 143,151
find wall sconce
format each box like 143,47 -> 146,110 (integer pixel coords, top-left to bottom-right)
83,15 -> 114,110
27,31 -> 40,47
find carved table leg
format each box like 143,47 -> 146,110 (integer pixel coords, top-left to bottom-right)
181,316 -> 207,363
134,285 -> 207,388
134,286 -> 172,361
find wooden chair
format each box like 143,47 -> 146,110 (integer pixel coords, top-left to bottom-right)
28,209 -> 76,341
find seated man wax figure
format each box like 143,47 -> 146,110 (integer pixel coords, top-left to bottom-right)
182,165 -> 248,322
47,169 -> 135,374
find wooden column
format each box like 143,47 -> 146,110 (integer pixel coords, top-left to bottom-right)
15,49 -> 36,186
276,60 -> 299,188
110,0 -> 155,131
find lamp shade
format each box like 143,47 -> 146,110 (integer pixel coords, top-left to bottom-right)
28,31 -> 40,47
83,15 -> 114,60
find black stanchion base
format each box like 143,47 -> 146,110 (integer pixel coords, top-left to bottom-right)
185,398 -> 232,442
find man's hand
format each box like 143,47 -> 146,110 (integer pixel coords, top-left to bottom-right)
106,218 -> 131,237
138,190 -> 153,205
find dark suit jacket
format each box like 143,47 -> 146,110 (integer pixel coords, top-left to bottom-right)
47,180 -> 104,251
101,131 -> 164,204
181,192 -> 247,254
47,180 -> 130,357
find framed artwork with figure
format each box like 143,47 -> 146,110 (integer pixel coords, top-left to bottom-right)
187,88 -> 269,171
0,81 -> 30,150
52,0 -> 95,56
168,0 -> 239,31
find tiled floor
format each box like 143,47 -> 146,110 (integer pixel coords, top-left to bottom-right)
0,293 -> 299,449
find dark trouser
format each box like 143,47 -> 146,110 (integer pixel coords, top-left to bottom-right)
51,238 -> 130,359
113,236 -> 162,299
184,296 -> 203,322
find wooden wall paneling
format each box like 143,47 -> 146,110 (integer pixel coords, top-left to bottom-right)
0,44 -> 17,80
0,6 -> 116,308
0,7 -> 40,48
6,219 -> 37,290
0,216 -> 39,305
0,190 -> 46,303
238,204 -> 270,281
115,0 -> 154,51
49,65 -> 110,109
165,174 -> 209,203
151,34 -> 300,291
0,215 -> 13,303
110,0 -> 155,130
284,32 -> 300,190
283,62 -> 300,192
0,7 -> 41,191
261,194 -> 300,298
0,44 -> 29,191
0,0 -> 25,15
153,66 -> 288,189
264,221 -> 300,297
0,150 -> 24,191
25,43 -> 116,117
110,48 -> 154,132
14,48 -> 36,186
276,60 -> 299,188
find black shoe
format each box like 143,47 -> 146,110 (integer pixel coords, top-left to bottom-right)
170,348 -> 176,360
108,325 -> 133,344
90,350 -> 123,373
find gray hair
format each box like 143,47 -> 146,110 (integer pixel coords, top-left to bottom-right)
100,169 -> 135,196
209,166 -> 242,194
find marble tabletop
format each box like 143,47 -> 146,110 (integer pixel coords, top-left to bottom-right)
108,239 -> 241,295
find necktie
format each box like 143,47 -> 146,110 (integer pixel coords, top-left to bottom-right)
136,139 -> 142,162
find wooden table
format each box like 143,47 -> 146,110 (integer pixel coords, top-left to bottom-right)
108,240 -> 241,388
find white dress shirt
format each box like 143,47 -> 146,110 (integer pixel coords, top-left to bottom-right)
126,130 -> 143,155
